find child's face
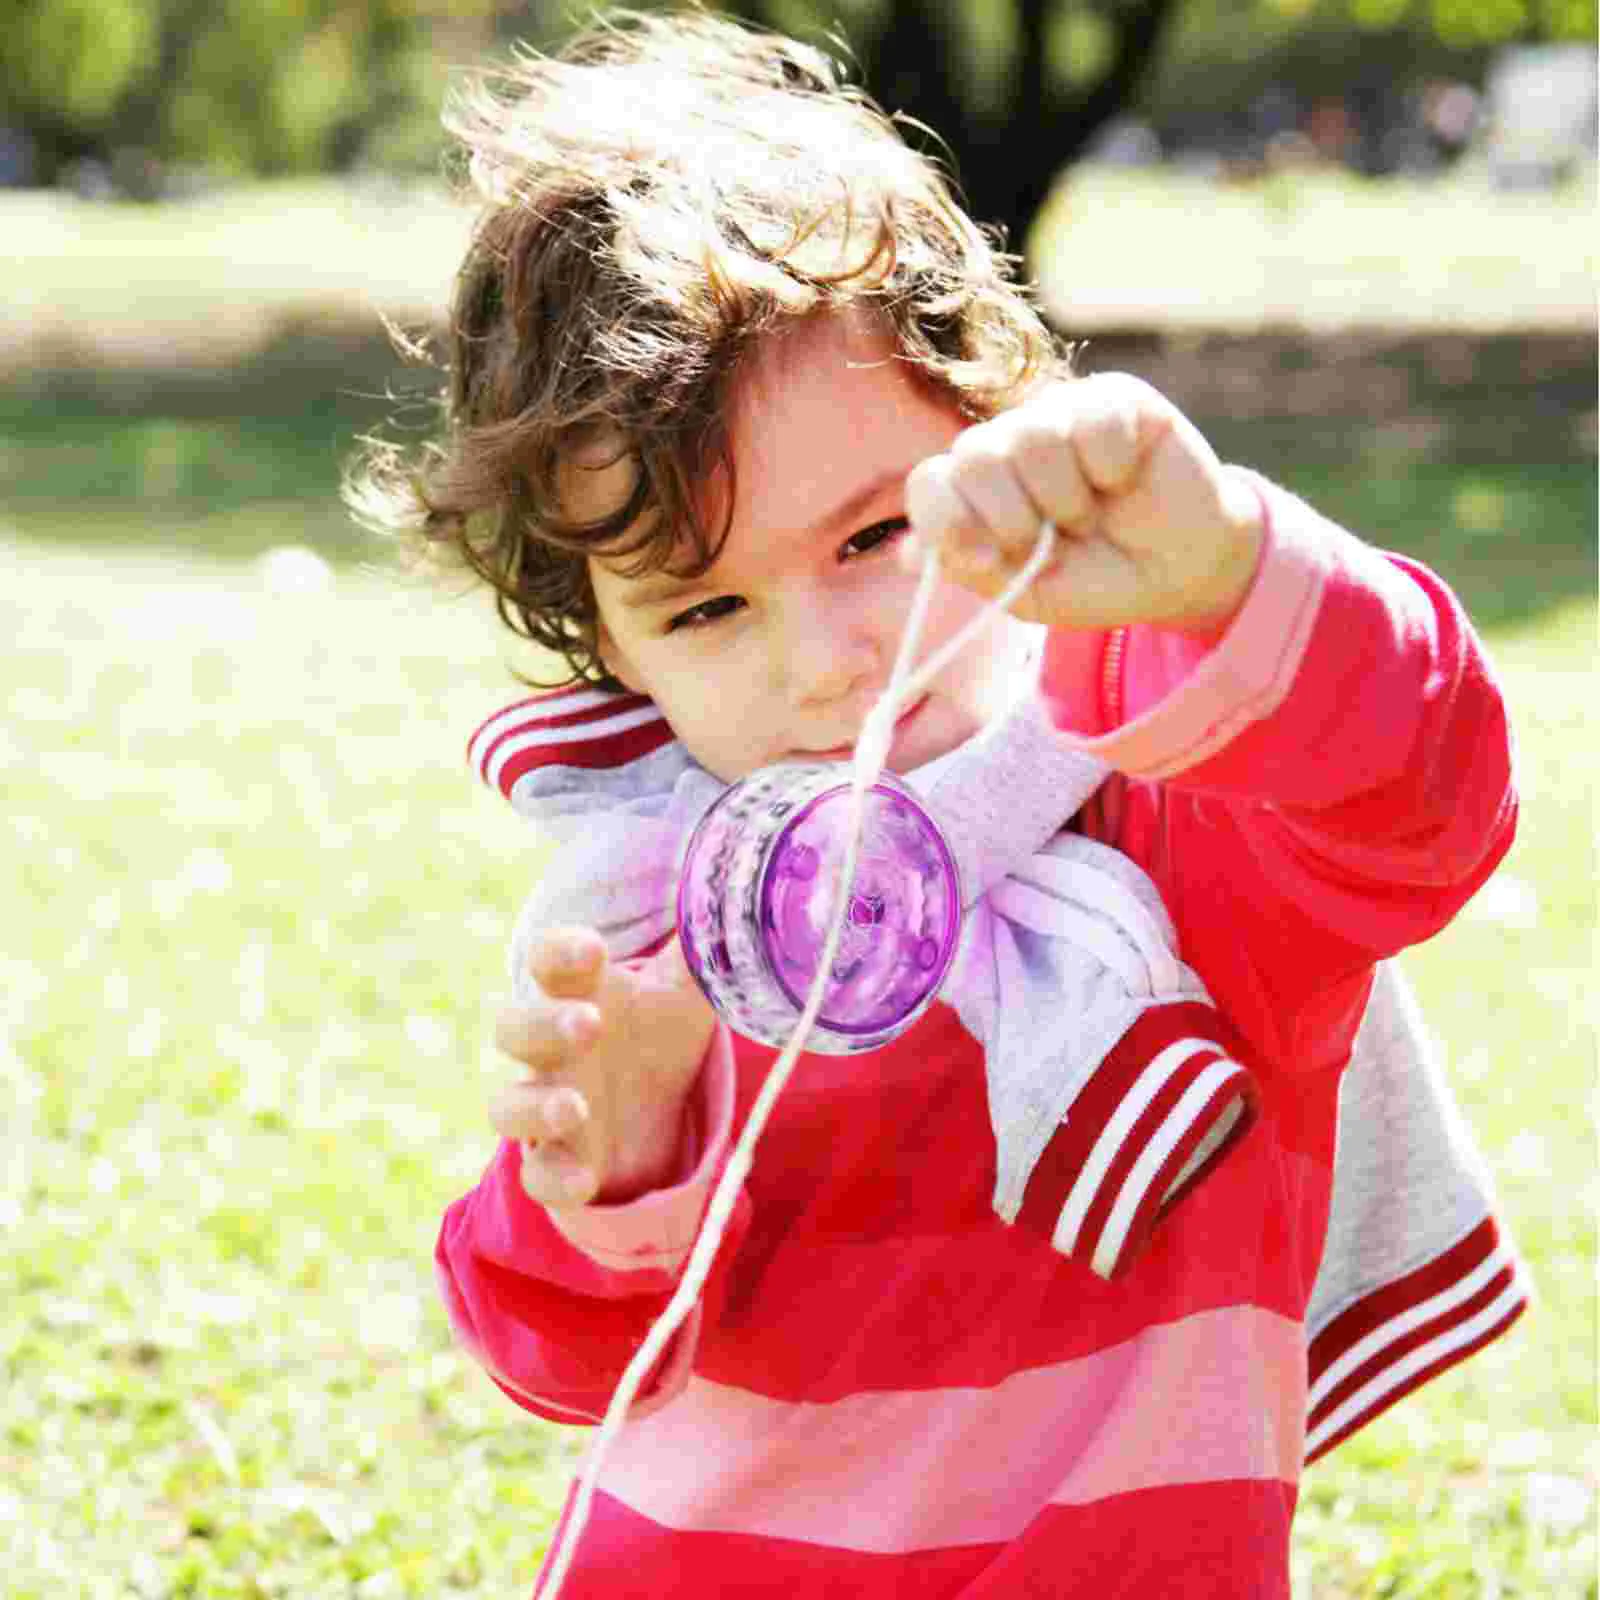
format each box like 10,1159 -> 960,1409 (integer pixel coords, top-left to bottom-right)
587,314 -> 1038,784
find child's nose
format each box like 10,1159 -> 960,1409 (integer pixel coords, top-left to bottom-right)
783,598 -> 883,708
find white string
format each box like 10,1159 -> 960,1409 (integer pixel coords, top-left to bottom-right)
537,520 -> 1059,1597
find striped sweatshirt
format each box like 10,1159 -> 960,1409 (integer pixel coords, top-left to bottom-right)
436,476 -> 1523,1597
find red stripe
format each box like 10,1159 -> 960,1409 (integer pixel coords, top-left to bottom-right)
1307,1262 -> 1516,1429
1075,1046 -> 1229,1277
1081,1068 -> 1202,1268
692,1010 -> 1307,1403
1306,1215 -> 1505,1385
1015,1001 -> 1258,1277
1154,1076 -> 1259,1220
434,1005 -> 1314,1423
472,689 -> 659,784
496,714 -> 676,796
536,1479 -> 1296,1598
1304,1294 -> 1528,1465
464,693 -> 545,767
468,688 -> 628,773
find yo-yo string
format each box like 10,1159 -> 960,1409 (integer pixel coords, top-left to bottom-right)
538,519 -> 1058,1598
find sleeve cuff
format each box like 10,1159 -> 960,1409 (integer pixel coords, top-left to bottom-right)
1016,1000 -> 1260,1280
1039,472 -> 1331,779
1304,1216 -> 1531,1464
546,1024 -> 738,1275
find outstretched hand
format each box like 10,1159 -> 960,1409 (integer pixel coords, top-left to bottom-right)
490,927 -> 715,1209
902,373 -> 1264,638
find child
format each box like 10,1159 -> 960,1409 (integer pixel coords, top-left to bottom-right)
353,13 -> 1526,1595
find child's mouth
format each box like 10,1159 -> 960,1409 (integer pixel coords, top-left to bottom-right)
810,695 -> 928,761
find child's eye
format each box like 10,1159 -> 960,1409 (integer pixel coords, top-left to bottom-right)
666,595 -> 744,633
662,519 -> 906,633
842,517 -> 910,560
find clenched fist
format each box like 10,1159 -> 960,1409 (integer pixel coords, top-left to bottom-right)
490,927 -> 716,1209
902,373 -> 1264,638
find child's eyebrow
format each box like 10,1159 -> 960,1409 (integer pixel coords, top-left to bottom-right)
620,464 -> 911,610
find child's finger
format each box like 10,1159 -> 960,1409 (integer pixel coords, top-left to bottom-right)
1060,374 -> 1162,495
904,453 -> 969,553
494,995 -> 601,1068
517,1139 -> 599,1209
529,926 -> 608,998
1009,415 -> 1097,535
489,1080 -> 591,1143
946,431 -> 1046,552
903,454 -> 1007,589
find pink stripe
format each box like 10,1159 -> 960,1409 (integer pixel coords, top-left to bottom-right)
1041,477 -> 1328,780
597,1305 -> 1303,1552
539,1479 -> 1296,1598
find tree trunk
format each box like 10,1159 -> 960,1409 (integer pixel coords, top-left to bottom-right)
738,0 -> 1183,264
945,0 -> 1182,255
1046,0 -> 1183,170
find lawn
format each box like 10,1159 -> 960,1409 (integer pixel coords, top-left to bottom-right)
1030,165 -> 1598,333
2,477 -> 1594,1597
2,169 -> 1595,1598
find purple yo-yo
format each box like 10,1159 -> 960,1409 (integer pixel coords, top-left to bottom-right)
676,763 -> 963,1055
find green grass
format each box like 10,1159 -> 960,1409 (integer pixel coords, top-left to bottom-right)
3,541 -> 568,1596
1,181 -> 470,361
1030,165 -> 1598,333
3,323 -> 1593,631
1271,461 -> 1597,631
2,472 -> 1595,1594
2,165 -> 1595,1590
0,328 -> 420,569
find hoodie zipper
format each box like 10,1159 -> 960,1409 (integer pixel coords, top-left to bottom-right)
1101,626 -> 1127,730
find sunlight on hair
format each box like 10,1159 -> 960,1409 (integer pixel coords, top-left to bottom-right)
344,9 -> 1068,692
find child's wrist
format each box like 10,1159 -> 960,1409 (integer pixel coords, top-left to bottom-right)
1170,468 -> 1265,644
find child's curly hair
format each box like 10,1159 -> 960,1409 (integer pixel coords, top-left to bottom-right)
347,8 -> 1068,690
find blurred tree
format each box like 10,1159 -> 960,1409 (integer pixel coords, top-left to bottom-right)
0,0 -> 467,190
486,0 -> 1596,258
0,0 -> 160,176
1150,0 -> 1596,170
729,0 -> 1186,257
3,0 -> 1592,205
837,0 -> 1179,256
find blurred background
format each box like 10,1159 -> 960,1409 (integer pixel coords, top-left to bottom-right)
3,3 -> 1595,1597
